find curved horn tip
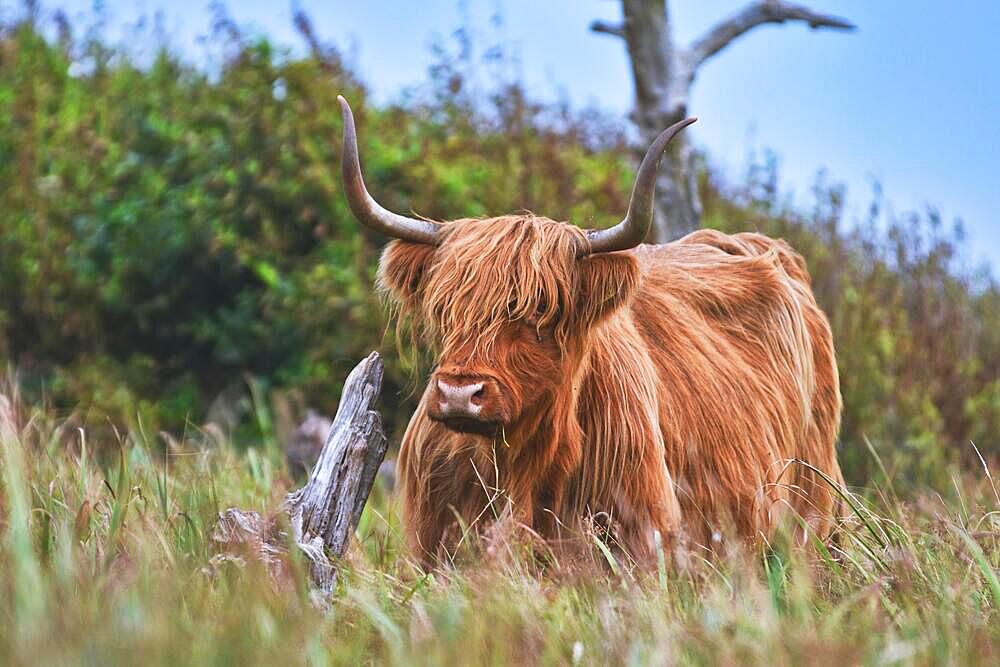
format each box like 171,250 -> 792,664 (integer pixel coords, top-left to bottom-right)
582,115 -> 697,256
669,117 -> 697,132
336,94 -> 441,245
338,95 -> 352,117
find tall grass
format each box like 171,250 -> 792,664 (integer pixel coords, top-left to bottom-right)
0,387 -> 997,665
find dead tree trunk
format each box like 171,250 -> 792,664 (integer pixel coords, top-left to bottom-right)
592,0 -> 855,242
212,352 -> 388,596
284,352 -> 388,592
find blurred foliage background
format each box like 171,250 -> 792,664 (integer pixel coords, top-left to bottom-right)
1,4 -> 997,491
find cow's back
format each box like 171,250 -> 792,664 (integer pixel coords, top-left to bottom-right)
598,229 -> 843,545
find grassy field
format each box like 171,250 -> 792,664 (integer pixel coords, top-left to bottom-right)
1,386 -> 998,666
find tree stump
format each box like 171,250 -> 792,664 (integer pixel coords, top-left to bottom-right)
211,352 -> 388,596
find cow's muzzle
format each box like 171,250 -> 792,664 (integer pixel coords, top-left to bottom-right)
427,374 -> 504,435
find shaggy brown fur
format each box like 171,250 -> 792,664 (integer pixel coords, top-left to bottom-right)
380,215 -> 844,567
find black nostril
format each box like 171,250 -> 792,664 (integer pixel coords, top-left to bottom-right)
472,387 -> 485,401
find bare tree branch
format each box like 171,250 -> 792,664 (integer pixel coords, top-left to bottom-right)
590,19 -> 625,39
690,0 -> 856,67
588,0 -> 855,241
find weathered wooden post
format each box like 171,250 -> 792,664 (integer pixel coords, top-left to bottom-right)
212,352 -> 389,595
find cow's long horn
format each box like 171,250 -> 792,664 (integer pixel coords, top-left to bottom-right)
583,117 -> 697,255
338,96 -> 441,244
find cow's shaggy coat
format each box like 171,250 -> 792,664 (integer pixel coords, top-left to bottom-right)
380,215 -> 843,566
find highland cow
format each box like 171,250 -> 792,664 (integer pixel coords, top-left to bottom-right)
338,97 -> 844,567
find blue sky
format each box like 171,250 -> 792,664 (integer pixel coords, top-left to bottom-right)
42,1 -> 1000,271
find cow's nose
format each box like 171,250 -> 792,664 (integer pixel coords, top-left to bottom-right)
436,379 -> 484,417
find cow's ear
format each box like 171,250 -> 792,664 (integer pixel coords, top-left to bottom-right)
574,253 -> 640,328
378,241 -> 437,302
